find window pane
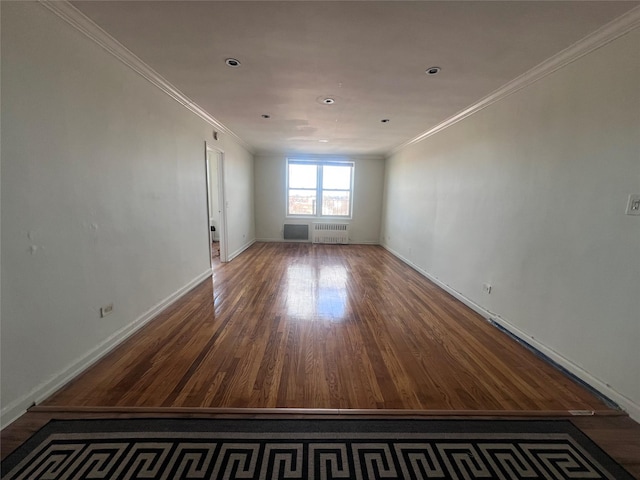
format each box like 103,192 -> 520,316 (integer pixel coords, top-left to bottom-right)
289,190 -> 316,215
289,164 -> 317,189
322,191 -> 350,216
323,165 -> 351,190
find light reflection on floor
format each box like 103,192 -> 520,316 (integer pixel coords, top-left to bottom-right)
285,263 -> 348,320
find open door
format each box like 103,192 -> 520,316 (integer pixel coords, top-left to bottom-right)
205,143 -> 228,264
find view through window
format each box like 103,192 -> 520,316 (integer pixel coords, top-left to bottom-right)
287,160 -> 353,217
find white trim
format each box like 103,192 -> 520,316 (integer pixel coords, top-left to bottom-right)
227,239 -> 256,262
279,154 -> 384,162
35,1 -> 640,159
255,238 -> 290,243
381,243 -> 640,423
205,145 -> 215,267
0,269 -> 213,429
37,0 -> 253,154
255,238 -> 379,245
216,151 -> 230,263
391,6 -> 640,155
206,144 -> 229,263
286,158 -> 355,219
487,318 -> 640,423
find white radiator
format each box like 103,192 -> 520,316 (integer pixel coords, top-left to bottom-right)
312,223 -> 349,244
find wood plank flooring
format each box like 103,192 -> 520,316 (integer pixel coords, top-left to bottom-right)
42,243 -> 611,412
4,243 -> 640,476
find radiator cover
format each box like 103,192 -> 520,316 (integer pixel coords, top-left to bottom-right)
312,223 -> 349,244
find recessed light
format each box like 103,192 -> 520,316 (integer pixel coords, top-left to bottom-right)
225,58 -> 241,67
261,114 -> 270,119
425,66 -> 441,75
381,119 -> 390,123
316,95 -> 339,106
319,139 -> 329,143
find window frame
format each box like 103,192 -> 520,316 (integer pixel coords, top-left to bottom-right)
286,159 -> 354,219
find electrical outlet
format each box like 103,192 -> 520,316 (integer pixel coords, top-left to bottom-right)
626,194 -> 640,215
100,303 -> 114,318
482,283 -> 492,294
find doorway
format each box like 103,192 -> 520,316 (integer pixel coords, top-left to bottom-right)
205,143 -> 228,265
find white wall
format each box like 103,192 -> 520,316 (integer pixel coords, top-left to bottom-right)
255,155 -> 384,244
382,29 -> 640,419
0,2 -> 254,426
224,142 -> 255,259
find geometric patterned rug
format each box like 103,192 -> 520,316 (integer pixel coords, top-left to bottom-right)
1,418 -> 634,479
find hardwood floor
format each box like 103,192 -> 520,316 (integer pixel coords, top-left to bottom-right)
3,243 -> 639,476
43,243 -> 610,411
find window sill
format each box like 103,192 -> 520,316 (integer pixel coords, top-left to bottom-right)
286,216 -> 352,221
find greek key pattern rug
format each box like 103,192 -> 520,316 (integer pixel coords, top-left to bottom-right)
1,418 -> 633,479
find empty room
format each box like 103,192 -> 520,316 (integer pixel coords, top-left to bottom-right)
1,1 -> 639,478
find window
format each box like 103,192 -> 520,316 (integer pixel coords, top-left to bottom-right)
287,160 -> 353,217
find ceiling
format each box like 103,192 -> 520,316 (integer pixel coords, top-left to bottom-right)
71,1 -> 639,156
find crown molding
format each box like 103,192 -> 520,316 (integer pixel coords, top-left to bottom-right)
390,5 -> 640,156
38,0 -> 253,154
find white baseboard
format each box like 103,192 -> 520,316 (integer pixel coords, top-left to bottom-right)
255,237 -> 308,243
0,269 -> 213,428
488,315 -> 640,422
228,238 -> 256,262
254,238 -> 381,245
381,243 -> 640,423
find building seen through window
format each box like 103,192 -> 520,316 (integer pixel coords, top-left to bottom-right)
287,160 -> 353,217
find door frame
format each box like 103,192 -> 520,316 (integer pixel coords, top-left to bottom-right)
205,142 -> 228,264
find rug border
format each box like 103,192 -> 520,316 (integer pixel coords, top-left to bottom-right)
1,418 -> 634,479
